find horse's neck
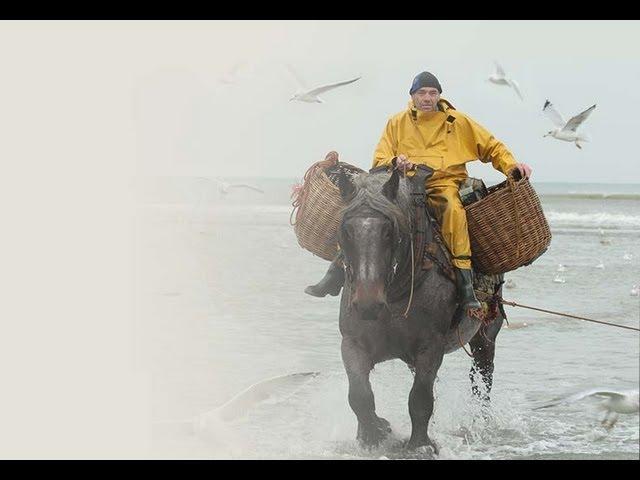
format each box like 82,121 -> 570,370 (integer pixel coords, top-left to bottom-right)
386,206 -> 434,302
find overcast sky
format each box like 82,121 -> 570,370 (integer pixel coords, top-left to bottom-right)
1,20 -> 639,184
125,20 -> 640,184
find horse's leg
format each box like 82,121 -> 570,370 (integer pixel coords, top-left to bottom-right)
341,337 -> 391,447
469,313 -> 504,407
407,343 -> 444,454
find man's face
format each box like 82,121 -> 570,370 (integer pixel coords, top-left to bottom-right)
411,87 -> 440,112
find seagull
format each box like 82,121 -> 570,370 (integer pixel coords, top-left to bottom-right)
553,273 -> 566,283
286,64 -> 361,103
219,61 -> 247,85
631,285 -> 639,296
190,177 -> 264,232
155,372 -> 320,441
505,278 -> 516,289
197,372 -> 320,427
599,228 -> 611,245
623,253 -> 633,261
488,61 -> 524,101
543,100 -> 596,149
595,259 -> 605,269
557,264 -> 567,272
533,388 -> 639,430
201,177 -> 264,196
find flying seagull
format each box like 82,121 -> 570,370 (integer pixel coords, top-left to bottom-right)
543,100 -> 596,149
533,388 -> 639,430
154,372 -> 320,440
219,61 -> 247,85
195,177 -> 264,196
197,372 -> 320,427
214,179 -> 264,196
488,61 -> 524,101
286,64 -> 361,103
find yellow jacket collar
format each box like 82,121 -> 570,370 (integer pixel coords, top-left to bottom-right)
408,97 -> 456,120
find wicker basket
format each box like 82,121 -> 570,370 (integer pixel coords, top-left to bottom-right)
290,155 -> 363,261
465,173 -> 552,275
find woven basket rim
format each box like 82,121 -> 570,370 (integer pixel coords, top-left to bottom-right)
466,176 -> 529,212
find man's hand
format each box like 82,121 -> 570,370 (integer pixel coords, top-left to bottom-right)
513,163 -> 532,179
395,154 -> 414,172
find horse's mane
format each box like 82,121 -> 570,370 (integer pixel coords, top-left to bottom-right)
341,172 -> 413,236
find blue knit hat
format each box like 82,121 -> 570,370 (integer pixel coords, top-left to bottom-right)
409,71 -> 442,95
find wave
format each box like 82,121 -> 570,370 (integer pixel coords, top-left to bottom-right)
144,204 -> 640,230
541,193 -> 640,200
546,211 -> 640,229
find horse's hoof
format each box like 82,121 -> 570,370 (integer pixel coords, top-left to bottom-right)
357,417 -> 392,447
405,438 -> 439,457
375,416 -> 392,433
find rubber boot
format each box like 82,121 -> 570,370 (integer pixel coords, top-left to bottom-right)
305,257 -> 345,297
455,268 -> 482,311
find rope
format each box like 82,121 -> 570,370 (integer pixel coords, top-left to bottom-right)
457,326 -> 474,358
403,237 -> 415,317
500,299 -> 640,332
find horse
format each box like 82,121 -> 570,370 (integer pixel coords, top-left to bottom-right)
335,167 -> 505,454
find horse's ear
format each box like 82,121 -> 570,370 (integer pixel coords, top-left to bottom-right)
337,171 -> 356,202
382,169 -> 399,201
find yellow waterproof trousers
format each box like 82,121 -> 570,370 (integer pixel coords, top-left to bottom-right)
426,181 -> 472,270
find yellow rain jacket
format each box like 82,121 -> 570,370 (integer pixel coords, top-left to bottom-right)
372,99 -> 517,269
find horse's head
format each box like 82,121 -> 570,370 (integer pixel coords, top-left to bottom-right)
337,169 -> 413,321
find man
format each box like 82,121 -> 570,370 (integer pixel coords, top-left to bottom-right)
306,71 -> 532,312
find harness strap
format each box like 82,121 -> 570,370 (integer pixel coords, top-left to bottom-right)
395,165 -> 432,311
410,166 -> 433,269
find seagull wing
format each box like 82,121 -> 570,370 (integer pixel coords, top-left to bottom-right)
589,391 -> 628,400
306,76 -> 361,96
285,63 -> 308,90
563,104 -> 596,132
228,184 -> 265,193
214,372 -> 320,422
508,79 -> 524,100
543,100 -> 567,128
493,60 -> 506,77
533,388 -> 630,410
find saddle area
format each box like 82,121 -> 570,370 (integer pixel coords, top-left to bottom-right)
323,163 -> 505,325
420,177 -> 505,325
292,158 -> 545,326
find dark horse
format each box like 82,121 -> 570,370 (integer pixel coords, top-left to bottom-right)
336,167 -> 505,454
